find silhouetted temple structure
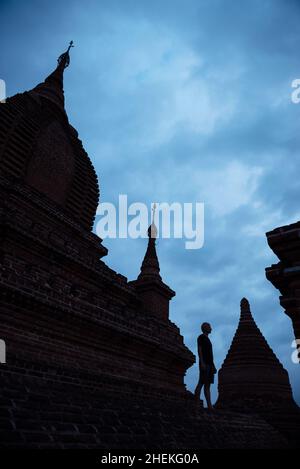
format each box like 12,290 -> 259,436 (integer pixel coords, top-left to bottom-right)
218,298 -> 294,407
266,222 -> 300,348
0,46 -> 299,449
217,299 -> 300,445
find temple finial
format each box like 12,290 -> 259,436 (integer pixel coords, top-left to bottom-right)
152,203 -> 156,224
68,40 -> 74,52
57,41 -> 74,69
31,41 -> 74,110
148,203 -> 158,239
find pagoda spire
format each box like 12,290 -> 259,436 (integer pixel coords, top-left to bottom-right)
130,203 -> 175,320
31,41 -> 74,110
138,203 -> 161,281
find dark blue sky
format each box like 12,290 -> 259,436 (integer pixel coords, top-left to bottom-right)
1,0 -> 300,403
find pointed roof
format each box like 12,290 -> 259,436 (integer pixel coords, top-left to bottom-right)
31,41 -> 74,111
138,204 -> 161,281
223,298 -> 285,366
217,298 -> 294,408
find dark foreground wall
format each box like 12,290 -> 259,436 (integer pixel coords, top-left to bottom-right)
0,366 -> 288,449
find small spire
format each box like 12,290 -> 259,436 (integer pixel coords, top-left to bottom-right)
139,203 -> 161,280
31,41 -> 74,111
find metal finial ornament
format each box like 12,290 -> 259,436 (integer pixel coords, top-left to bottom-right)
149,203 -> 158,239
152,203 -> 157,224
67,40 -> 74,52
57,41 -> 74,69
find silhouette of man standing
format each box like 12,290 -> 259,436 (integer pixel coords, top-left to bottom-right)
194,322 -> 216,410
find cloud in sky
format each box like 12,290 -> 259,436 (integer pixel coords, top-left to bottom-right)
1,0 -> 300,403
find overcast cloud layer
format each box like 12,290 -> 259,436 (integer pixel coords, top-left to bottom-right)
1,0 -> 300,404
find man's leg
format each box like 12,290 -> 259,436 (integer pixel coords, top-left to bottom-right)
204,383 -> 213,409
194,378 -> 203,400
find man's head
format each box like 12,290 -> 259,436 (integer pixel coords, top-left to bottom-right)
201,322 -> 212,334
